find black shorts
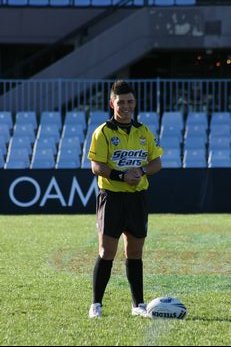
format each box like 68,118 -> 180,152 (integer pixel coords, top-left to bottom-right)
96,189 -> 148,239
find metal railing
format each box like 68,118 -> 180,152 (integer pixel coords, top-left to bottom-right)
0,78 -> 230,117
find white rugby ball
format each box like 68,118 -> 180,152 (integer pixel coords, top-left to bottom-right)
146,296 -> 187,319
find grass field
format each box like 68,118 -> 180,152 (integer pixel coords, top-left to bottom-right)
0,214 -> 230,346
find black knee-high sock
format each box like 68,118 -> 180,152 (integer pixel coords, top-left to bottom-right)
92,256 -> 113,305
126,258 -> 144,307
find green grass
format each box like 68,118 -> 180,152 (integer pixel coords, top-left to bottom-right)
0,214 -> 230,346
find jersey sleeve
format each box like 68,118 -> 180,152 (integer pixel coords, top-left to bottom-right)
88,125 -> 108,163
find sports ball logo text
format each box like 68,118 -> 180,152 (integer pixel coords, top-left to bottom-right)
112,150 -> 148,167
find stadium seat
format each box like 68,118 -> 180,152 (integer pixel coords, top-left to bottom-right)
186,112 -> 208,127
159,135 -> 181,149
208,136 -> 230,151
88,111 -> 109,126
59,137 -> 81,154
29,0 -> 49,5
50,0 -> 70,5
9,136 -> 32,155
15,111 -> 37,130
208,149 -> 231,168
161,148 -> 182,168
184,124 -> 207,141
161,111 -> 184,131
159,125 -> 182,140
175,0 -> 196,5
210,112 -> 231,127
5,158 -> 30,169
33,137 -> 57,155
209,124 -> 230,138
31,148 -> 55,169
137,112 -> 159,128
154,0 -> 174,6
56,146 -> 81,169
0,111 -> 13,130
183,149 -> 207,168
184,136 -> 206,150
65,111 -> 87,129
40,111 -> 62,131
5,148 -> 30,169
62,125 -> 85,144
74,0 -> 91,6
13,124 -> 36,143
37,124 -> 60,144
7,0 -> 27,5
91,0 -> 112,5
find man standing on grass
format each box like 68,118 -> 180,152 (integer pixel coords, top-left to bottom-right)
88,80 -> 163,318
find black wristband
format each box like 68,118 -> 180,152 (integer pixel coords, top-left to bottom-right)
109,169 -> 126,182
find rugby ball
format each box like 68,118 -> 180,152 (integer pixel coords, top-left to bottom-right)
146,296 -> 187,319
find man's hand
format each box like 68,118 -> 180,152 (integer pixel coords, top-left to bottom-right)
124,168 -> 142,186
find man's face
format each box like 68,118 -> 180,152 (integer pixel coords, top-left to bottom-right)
110,93 -> 136,123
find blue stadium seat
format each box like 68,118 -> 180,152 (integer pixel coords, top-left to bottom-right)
137,112 -> 159,128
6,148 -> 30,169
161,148 -> 182,168
88,111 -> 109,126
186,112 -> 208,127
56,147 -> 81,169
175,0 -> 196,5
50,0 -> 70,5
209,124 -> 230,138
9,136 -> 32,155
5,158 -> 30,169
65,111 -> 87,129
62,125 -> 85,144
37,124 -> 60,144
33,137 -> 57,155
184,136 -> 206,150
74,0 -> 91,6
159,125 -> 182,140
208,149 -> 231,168
154,0 -> 174,6
40,111 -> 62,131
7,0 -> 27,5
208,136 -> 230,151
56,158 -> 81,169
183,149 -> 207,168
161,111 -> 184,131
91,0 -> 112,5
210,112 -> 231,127
184,124 -> 207,141
31,148 -> 55,169
13,124 -> 36,143
29,0 -> 49,5
0,124 -> 10,143
15,111 -> 37,130
160,135 -> 181,149
59,137 -> 81,154
0,111 -> 13,130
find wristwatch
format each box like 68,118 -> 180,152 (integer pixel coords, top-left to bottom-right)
140,166 -> 147,176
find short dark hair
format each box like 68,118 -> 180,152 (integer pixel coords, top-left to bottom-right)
110,80 -> 136,99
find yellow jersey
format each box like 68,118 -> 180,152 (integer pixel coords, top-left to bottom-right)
88,118 -> 163,192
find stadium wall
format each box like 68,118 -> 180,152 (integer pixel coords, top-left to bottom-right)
0,168 -> 230,214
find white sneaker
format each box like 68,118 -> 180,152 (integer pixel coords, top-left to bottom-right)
89,303 -> 102,318
132,303 -> 147,317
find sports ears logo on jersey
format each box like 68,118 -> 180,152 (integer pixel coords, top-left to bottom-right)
140,136 -> 146,145
111,136 -> 120,146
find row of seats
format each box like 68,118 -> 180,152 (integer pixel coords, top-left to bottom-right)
0,110 -> 230,169
137,111 -> 231,168
0,0 -> 197,7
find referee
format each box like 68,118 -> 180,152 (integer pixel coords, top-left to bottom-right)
88,80 -> 163,318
